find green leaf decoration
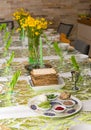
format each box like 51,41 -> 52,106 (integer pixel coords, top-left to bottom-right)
5,36 -> 12,51
38,101 -> 51,109
0,23 -> 7,31
7,51 -> 15,67
43,33 -> 52,56
71,55 -> 79,71
3,31 -> 10,43
53,41 -> 63,63
9,70 -> 21,92
53,42 -> 62,57
20,27 -> 25,40
43,33 -> 51,45
39,37 -> 44,68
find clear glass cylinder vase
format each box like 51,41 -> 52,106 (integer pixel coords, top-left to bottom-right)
28,37 -> 39,66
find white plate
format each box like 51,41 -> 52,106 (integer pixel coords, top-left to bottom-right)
58,43 -> 70,50
28,76 -> 65,91
75,54 -> 88,62
28,93 -> 82,118
69,124 -> 91,130
58,72 -> 71,78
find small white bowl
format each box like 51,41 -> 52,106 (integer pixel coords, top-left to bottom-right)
46,93 -> 58,101
53,104 -> 66,113
63,100 -> 75,108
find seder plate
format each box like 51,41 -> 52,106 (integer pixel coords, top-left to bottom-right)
28,93 -> 82,118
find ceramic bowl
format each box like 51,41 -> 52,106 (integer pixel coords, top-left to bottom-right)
53,104 -> 66,113
46,93 -> 58,101
62,99 -> 75,108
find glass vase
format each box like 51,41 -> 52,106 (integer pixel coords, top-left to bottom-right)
28,37 -> 39,66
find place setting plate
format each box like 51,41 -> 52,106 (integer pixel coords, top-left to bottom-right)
28,92 -> 82,118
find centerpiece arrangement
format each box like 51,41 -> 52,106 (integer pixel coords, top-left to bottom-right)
13,8 -> 61,87
13,8 -> 49,70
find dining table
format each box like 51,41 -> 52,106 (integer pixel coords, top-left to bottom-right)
0,29 -> 91,130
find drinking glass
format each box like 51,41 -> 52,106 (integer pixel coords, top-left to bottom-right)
71,70 -> 80,90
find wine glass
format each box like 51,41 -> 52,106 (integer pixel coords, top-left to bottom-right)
71,70 -> 80,91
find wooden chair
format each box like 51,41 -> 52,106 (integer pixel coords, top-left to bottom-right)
57,22 -> 73,37
0,20 -> 14,29
70,39 -> 90,55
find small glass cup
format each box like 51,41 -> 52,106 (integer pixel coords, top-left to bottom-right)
71,70 -> 80,91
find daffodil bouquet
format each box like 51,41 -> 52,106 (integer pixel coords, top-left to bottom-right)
13,8 -> 30,39
23,15 -> 48,66
13,8 -> 48,68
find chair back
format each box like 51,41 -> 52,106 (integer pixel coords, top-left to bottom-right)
57,22 -> 73,37
71,39 -> 90,55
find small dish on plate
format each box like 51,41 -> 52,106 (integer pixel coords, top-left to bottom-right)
53,104 -> 66,113
46,93 -> 58,101
69,123 -> 91,130
62,100 -> 75,108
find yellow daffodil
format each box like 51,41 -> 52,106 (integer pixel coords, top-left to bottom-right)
13,8 -> 48,40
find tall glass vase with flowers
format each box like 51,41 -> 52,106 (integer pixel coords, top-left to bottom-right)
22,15 -> 48,69
13,8 -> 48,70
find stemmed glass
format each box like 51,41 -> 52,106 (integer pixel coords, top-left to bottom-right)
71,70 -> 80,90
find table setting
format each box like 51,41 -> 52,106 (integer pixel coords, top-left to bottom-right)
0,9 -> 91,130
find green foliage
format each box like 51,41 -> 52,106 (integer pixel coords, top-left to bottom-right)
39,37 -> 44,68
9,70 -> 21,91
71,55 -> 83,83
53,41 -> 63,64
71,55 -> 80,71
0,23 -> 7,31
4,36 -> 12,51
38,100 -> 51,109
6,51 -> 15,67
53,42 -> 62,57
43,33 -> 52,46
3,31 -> 10,42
